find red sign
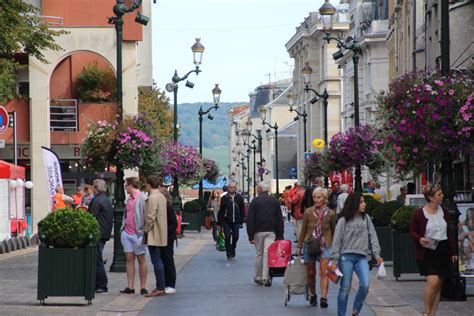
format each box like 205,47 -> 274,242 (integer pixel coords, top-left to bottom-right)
0,106 -> 8,134
330,171 -> 353,187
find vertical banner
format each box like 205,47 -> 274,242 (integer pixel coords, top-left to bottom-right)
41,146 -> 63,201
0,179 -> 10,241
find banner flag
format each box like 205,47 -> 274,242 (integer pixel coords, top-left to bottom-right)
41,146 -> 63,203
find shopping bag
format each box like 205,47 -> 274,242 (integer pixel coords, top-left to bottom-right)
216,229 -> 226,251
377,262 -> 386,279
268,240 -> 291,268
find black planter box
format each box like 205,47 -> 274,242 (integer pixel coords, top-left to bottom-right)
392,230 -> 419,280
182,212 -> 201,232
375,226 -> 393,261
37,243 -> 96,304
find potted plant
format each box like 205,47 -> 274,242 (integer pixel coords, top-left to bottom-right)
75,62 -> 116,103
372,200 -> 403,261
390,205 -> 418,280
304,152 -> 330,183
160,141 -> 205,186
37,208 -> 100,304
182,200 -> 202,232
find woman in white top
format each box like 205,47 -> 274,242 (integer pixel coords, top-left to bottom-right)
410,184 -> 457,316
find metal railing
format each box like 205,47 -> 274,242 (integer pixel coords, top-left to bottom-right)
50,99 -> 78,131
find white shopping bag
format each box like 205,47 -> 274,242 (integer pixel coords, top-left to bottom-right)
377,262 -> 386,279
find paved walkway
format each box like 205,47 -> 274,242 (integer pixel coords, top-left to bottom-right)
0,230 -> 209,316
140,222 -> 375,316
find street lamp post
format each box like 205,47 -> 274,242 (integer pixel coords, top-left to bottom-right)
165,38 -> 205,213
261,119 -> 279,196
240,150 -> 251,203
319,1 -> 362,192
301,62 -> 330,187
287,89 -> 308,153
108,0 -> 149,273
246,141 -> 257,198
198,84 -> 221,199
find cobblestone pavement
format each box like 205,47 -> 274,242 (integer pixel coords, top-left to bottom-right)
0,230 -> 210,316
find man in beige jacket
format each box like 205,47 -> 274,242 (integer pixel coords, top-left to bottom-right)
143,175 -> 168,297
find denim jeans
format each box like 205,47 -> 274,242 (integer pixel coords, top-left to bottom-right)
337,253 -> 370,316
95,239 -> 108,290
161,241 -> 176,288
148,246 -> 166,290
222,222 -> 240,257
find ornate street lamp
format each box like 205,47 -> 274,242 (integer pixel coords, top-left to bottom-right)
198,84 -> 221,199
319,3 -> 362,192
165,38 -> 205,213
261,118 -> 279,196
287,88 -> 308,153
108,0 -> 149,273
301,62 -> 330,187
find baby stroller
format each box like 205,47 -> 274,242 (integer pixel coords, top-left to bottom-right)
268,240 -> 292,284
283,255 -> 309,306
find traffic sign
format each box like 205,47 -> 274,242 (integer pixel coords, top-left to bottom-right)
0,106 -> 9,134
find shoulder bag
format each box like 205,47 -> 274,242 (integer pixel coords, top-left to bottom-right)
366,216 -> 377,271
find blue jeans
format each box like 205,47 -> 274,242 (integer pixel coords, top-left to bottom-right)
222,222 -> 240,257
95,239 -> 108,290
148,246 -> 166,290
337,253 -> 370,316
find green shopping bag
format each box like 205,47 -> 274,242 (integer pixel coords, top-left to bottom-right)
216,229 -> 226,252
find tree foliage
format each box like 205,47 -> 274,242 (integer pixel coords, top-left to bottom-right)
0,0 -> 67,103
138,86 -> 173,140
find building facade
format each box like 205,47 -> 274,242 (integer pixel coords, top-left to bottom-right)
0,0 -> 153,234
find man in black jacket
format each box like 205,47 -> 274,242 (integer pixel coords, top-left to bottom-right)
217,182 -> 245,259
88,179 -> 114,294
246,181 -> 284,286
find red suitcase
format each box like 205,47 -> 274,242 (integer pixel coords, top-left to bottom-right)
268,240 -> 292,282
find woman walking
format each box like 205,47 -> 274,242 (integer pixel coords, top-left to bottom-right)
329,193 -> 383,316
410,184 -> 457,316
296,187 -> 336,307
207,190 -> 221,242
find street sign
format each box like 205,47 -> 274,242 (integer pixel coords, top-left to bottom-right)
0,106 -> 9,134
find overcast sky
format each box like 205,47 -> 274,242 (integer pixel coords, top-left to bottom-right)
151,0 -> 325,104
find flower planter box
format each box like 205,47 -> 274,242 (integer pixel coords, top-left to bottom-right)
375,226 -> 393,262
182,212 -> 201,233
392,230 -> 418,280
37,243 -> 96,304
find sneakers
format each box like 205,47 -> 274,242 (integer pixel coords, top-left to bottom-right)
309,295 -> 318,306
253,278 -> 263,286
165,287 -> 176,294
140,288 -> 148,295
95,288 -> 108,294
120,287 -> 135,294
264,279 -> 272,287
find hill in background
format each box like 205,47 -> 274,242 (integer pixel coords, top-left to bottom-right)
177,102 -> 247,174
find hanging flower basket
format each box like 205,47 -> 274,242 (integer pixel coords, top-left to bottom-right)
326,125 -> 385,176
378,69 -> 473,176
304,152 -> 330,182
81,114 -> 160,172
160,142 -> 205,186
203,159 -> 220,184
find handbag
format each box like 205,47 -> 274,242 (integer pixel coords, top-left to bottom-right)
204,215 -> 212,230
304,238 -> 321,256
366,216 -> 377,271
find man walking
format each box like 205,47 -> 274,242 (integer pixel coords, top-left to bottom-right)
120,177 -> 148,295
218,181 -> 245,260
246,181 -> 284,287
143,175 -> 168,297
88,179 -> 114,294
290,181 -> 306,239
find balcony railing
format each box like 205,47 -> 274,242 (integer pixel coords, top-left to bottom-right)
50,99 -> 78,131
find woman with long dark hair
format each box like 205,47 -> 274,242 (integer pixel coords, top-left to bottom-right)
329,193 -> 383,316
410,184 -> 457,316
207,189 -> 221,242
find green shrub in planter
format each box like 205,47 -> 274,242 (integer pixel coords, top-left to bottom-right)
372,201 -> 403,227
363,194 -> 382,217
183,200 -> 201,213
390,205 -> 418,233
38,208 -> 100,248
